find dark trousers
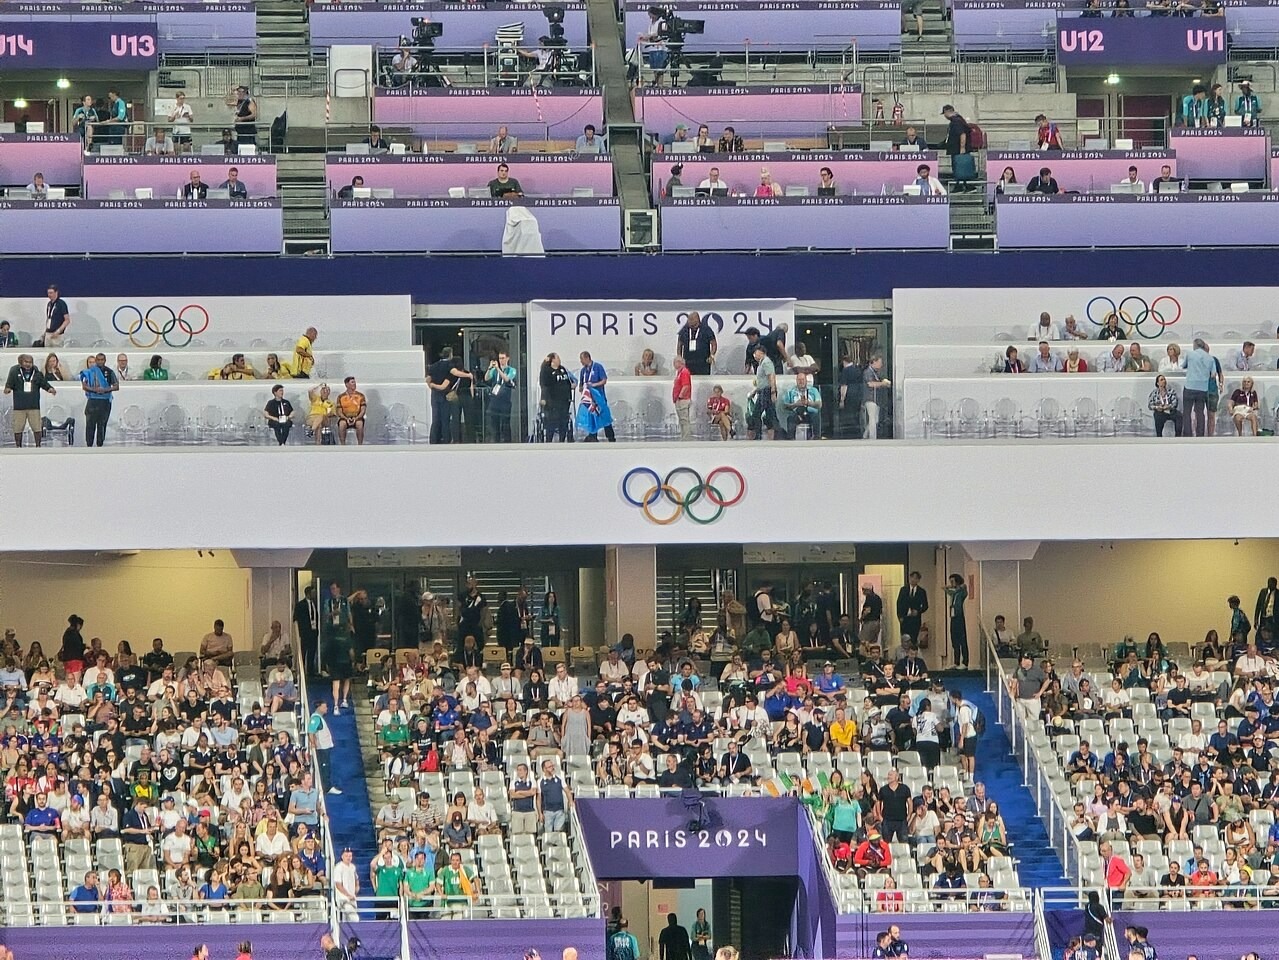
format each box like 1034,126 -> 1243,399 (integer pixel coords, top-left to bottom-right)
901,616 -> 922,643
880,819 -> 908,843
85,400 -> 111,446
487,407 -> 513,443
543,408 -> 570,442
787,410 -> 821,439
316,748 -> 332,791
1154,411 -> 1182,437
430,395 -> 452,444
584,425 -> 616,442
1182,388 -> 1208,436
271,422 -> 292,445
951,617 -> 969,667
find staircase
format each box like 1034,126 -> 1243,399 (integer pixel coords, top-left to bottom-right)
898,0 -> 956,93
255,0 -> 320,95
277,154 -> 330,253
955,679 -> 1071,891
311,680 -> 380,870
948,184 -> 995,250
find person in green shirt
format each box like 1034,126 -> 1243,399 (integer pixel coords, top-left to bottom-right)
143,355 -> 169,381
433,851 -> 480,919
233,867 -> 265,901
370,847 -> 404,917
404,851 -> 434,915
739,624 -> 771,658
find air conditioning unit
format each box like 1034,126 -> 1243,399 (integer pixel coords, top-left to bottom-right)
624,208 -> 657,250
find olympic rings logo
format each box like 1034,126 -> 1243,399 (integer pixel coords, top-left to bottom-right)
621,466 -> 746,525
1084,294 -> 1181,340
111,304 -> 210,349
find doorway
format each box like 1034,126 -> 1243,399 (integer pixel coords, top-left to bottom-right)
833,319 -> 889,439
415,321 -> 525,442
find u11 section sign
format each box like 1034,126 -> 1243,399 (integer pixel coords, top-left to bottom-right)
1056,18 -> 1226,67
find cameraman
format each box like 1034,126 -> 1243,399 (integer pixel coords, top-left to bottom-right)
519,38 -> 559,89
637,6 -> 670,85
390,44 -> 418,84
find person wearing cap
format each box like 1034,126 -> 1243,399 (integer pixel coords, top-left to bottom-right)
1237,80 -> 1263,126
852,829 -> 892,875
61,793 -> 90,842
376,794 -> 408,841
661,123 -> 689,148
941,104 -> 973,191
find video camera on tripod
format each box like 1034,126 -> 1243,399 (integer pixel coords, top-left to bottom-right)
650,5 -> 705,45
409,16 -> 444,50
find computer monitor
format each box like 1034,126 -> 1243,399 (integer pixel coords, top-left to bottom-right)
44,187 -> 66,199
695,185 -> 728,197
352,186 -> 373,199
1109,182 -> 1139,195
669,141 -> 696,155
345,142 -> 371,155
1001,183 -> 1027,195
1156,180 -> 1182,194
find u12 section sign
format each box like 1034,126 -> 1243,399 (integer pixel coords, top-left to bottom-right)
0,22 -> 158,70
1056,18 -> 1226,67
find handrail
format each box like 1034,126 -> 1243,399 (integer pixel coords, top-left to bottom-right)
803,802 -> 846,910
1032,888 -> 1052,960
28,895 -> 327,920
294,622 -> 341,941
567,802 -> 603,916
1102,903 -> 1122,960
333,68 -> 375,102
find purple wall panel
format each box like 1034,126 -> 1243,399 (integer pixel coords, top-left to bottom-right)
330,199 -> 620,252
407,918 -> 605,960
996,193 -> 1279,248
0,200 -> 283,254
836,912 -> 1038,959
652,152 -> 938,199
660,196 -> 950,251
793,805 -> 839,960
0,921 -> 329,960
311,2 -> 589,49
622,1 -> 901,50
325,155 -> 613,197
84,157 -> 277,199
0,3 -> 257,52
339,920 -> 401,960
636,87 -> 862,138
0,134 -> 84,187
984,149 -> 1176,197
373,90 -> 603,139
1169,128 -> 1269,180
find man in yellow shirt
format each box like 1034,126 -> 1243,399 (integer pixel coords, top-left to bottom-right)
293,327 -> 318,379
336,376 -> 367,445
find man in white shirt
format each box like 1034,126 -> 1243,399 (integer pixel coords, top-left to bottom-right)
377,697 -> 409,731
222,775 -> 252,813
548,663 -> 577,708
1235,643 -> 1271,680
617,695 -> 648,728
167,92 -> 194,152
697,167 -> 728,194
376,797 -> 408,841
462,665 -> 493,700
599,650 -> 631,687
55,677 -> 88,710
1097,343 -> 1127,373
257,816 -> 291,862
1117,166 -> 1145,192
144,128 -> 175,155
160,817 -> 194,873
912,162 -> 945,196
467,787 -> 501,835
1027,312 -> 1062,342
332,847 -> 360,921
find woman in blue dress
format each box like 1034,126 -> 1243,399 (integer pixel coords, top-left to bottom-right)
576,350 -> 616,441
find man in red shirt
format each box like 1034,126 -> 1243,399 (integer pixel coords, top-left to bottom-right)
1100,840 -> 1131,907
672,355 -> 692,440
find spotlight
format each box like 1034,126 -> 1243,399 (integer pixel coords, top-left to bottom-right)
12,98 -> 28,109
56,78 -> 71,90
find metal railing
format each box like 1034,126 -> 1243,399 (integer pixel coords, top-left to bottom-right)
633,39 -> 869,87
80,121 -> 274,158
18,895 -> 328,924
372,43 -> 598,90
325,122 -> 569,152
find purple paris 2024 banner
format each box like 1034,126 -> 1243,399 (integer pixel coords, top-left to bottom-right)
83,156 -> 278,199
2,921 -> 331,960
636,86 -> 863,139
660,196 -> 950,251
984,149 -> 1176,197
325,154 -> 613,197
0,133 -> 83,186
1169,127 -> 1269,180
373,89 -> 603,140
995,193 -> 1279,248
1056,18 -> 1227,66
0,21 -> 156,69
0,2 -> 256,53
621,0 -> 901,51
331,198 -> 620,252
311,0 -> 589,49
0,199 -> 283,254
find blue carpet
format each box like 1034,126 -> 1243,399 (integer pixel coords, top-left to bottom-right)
312,683 -> 379,865
953,677 -> 1070,891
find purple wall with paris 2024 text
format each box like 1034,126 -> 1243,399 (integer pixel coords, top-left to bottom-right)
0,921 -> 330,960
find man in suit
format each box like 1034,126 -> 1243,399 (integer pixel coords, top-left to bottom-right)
896,571 -> 929,643
1256,577 -> 1279,638
294,584 -> 319,675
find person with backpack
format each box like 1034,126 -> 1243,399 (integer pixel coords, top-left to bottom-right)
941,105 -> 979,192
609,918 -> 641,960
949,689 -> 981,778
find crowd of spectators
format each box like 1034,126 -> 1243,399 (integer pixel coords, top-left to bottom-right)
0,614 -> 329,916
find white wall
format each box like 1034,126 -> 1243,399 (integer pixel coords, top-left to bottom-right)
3,441 -> 1279,549
0,295 -> 412,348
0,551 -> 250,652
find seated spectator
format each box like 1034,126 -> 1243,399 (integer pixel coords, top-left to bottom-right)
1152,164 -> 1180,190
182,171 -> 208,200
337,176 -> 364,200
27,172 -> 48,199
818,166 -> 837,196
489,125 -> 518,154
694,124 -> 714,153
1002,345 -> 1025,373
1123,343 -> 1151,372
1230,376 -> 1261,436
1097,314 -> 1127,340
200,621 -> 234,664
1027,167 -> 1059,195
782,372 -> 821,439
1029,342 -> 1062,374
852,829 -> 892,876
575,124 -> 604,154
994,166 -> 1018,195
697,168 -> 728,196
634,348 -> 660,377
71,870 -> 102,913
376,796 -> 408,841
220,167 -> 248,199
717,126 -> 745,153
364,125 -> 391,151
1116,166 -> 1145,192
1098,344 -> 1127,373
306,384 -> 334,442
912,163 -> 945,196
221,128 -> 238,155
0,321 -> 17,348
754,168 -> 781,198
488,163 -> 523,199
1062,347 -> 1088,373
145,128 -> 175,156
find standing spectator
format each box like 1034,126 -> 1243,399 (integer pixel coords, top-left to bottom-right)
4,353 -> 57,447
536,758 -> 572,832
1036,114 -> 1063,150
941,105 -> 973,191
44,284 -> 70,347
858,582 -> 883,650
1182,338 -> 1213,436
120,796 -> 154,874
484,351 -> 517,443
294,585 -> 319,676
862,356 -> 890,439
1256,578 -> 1279,638
232,85 -> 257,145
877,768 -> 911,843
168,92 -> 194,152
539,353 -> 574,442
946,574 -> 969,668
79,352 -> 118,447
677,311 -> 717,375
836,355 -> 862,438
577,351 -> 615,442
308,700 -> 340,795
659,913 -> 692,960
323,582 -> 353,709
428,346 -> 470,445
746,345 -> 777,441
332,847 -> 359,921
609,919 -> 642,960
672,356 -> 692,440
896,571 -> 929,643
1237,80 -> 1262,126
292,327 -> 317,379
508,762 -> 539,835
